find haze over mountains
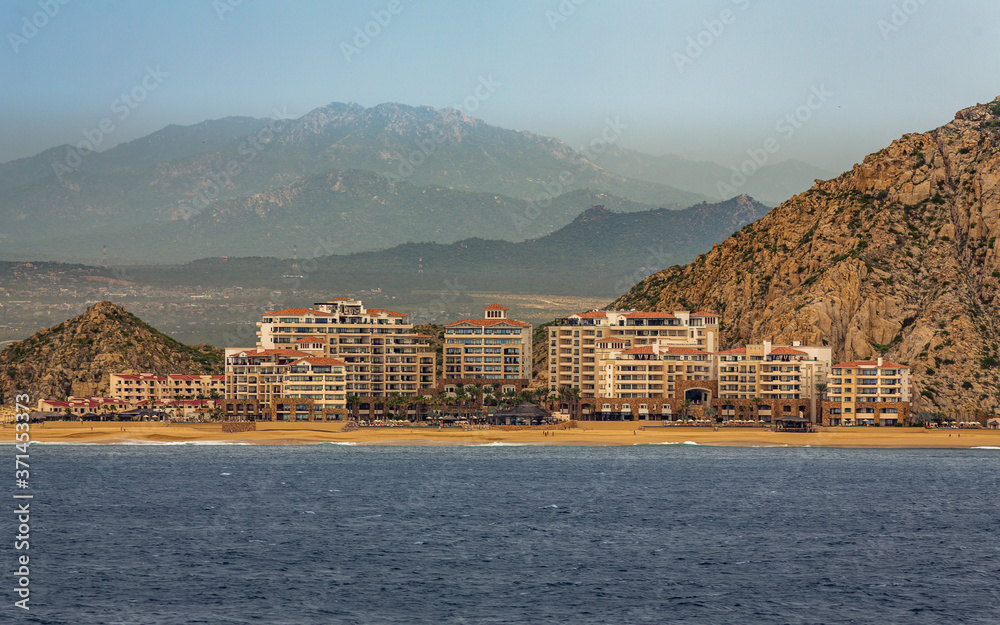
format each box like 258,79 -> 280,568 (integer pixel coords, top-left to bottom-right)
0,102 -> 823,264
125,195 -> 769,298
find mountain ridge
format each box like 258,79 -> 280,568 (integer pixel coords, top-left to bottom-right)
613,96 -> 1000,415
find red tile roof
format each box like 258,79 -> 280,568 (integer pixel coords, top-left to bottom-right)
446,318 -> 531,328
664,347 -> 709,355
289,357 -> 348,367
575,311 -> 608,319
834,360 -> 908,369
596,337 -> 628,343
769,347 -> 807,356
622,346 -> 655,354
483,303 -> 509,311
719,347 -> 747,354
263,308 -> 332,316
295,336 -> 326,343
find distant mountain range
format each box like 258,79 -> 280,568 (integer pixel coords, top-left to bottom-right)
591,146 -> 835,207
0,102 -> 823,264
123,195 -> 769,299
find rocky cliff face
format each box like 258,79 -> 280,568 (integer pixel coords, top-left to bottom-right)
614,97 -> 1000,416
0,301 -> 223,404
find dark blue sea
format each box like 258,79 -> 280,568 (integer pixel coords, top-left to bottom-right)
12,444 -> 1000,624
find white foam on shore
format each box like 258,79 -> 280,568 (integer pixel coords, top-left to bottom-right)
645,441 -> 700,446
971,446 -> 1000,450
318,442 -> 357,446
465,442 -> 533,447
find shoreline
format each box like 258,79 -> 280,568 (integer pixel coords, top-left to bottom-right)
7,421 -> 1000,449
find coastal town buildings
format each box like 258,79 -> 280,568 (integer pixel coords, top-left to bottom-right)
257,297 -> 435,397
544,310 -> 861,423
37,396 -> 216,420
713,341 -> 832,422
220,297 -> 435,420
109,372 -> 225,403
822,358 -> 911,426
547,310 -> 720,398
442,304 -> 532,393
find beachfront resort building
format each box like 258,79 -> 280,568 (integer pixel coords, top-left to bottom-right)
222,348 -> 349,420
256,297 -> 436,397
713,341 -> 832,421
442,304 -> 532,393
822,359 -> 911,426
547,310 -> 720,398
109,372 -> 225,404
221,298 -> 435,420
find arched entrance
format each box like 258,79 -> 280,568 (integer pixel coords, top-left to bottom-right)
684,388 -> 712,405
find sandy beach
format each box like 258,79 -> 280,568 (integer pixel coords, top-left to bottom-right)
7,421 -> 1000,448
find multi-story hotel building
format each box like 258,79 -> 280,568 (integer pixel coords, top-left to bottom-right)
823,358 -> 911,426
256,297 -> 436,397
442,304 -> 532,392
588,344 -> 715,418
548,310 -> 720,397
110,373 -> 225,404
222,347 -> 349,420
714,341 -> 832,422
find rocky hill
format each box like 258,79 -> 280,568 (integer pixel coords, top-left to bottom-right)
614,97 -> 1000,415
0,301 -> 223,404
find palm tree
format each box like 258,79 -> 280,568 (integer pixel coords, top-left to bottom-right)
680,399 -> 691,422
502,388 -> 519,410
566,386 -> 581,420
750,396 -> 764,423
388,392 -> 403,421
469,383 -> 484,418
455,388 -> 471,421
815,382 -> 828,401
345,394 -> 361,421
705,406 -> 719,423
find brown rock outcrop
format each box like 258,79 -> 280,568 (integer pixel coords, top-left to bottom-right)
614,97 -> 1000,416
0,301 -> 223,404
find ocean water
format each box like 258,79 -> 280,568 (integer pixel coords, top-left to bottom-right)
17,445 -> 1000,624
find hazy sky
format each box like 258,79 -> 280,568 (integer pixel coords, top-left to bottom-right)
2,0 -> 998,174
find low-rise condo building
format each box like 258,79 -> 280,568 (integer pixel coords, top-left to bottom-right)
222,347 -> 349,421
822,358 -> 911,426
110,372 -> 225,404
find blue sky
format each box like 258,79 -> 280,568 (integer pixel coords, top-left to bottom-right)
2,0 -> 998,173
